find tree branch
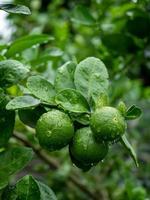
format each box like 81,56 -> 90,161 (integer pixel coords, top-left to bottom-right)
13,132 -> 98,200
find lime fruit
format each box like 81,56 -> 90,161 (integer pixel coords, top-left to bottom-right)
69,146 -> 93,171
69,127 -> 108,164
36,110 -> 74,151
90,106 -> 126,141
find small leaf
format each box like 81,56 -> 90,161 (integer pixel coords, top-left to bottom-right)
0,146 -> 33,189
125,105 -> 142,120
71,5 -> 96,26
120,134 -> 139,167
27,76 -> 56,104
74,57 -> 109,102
117,101 -> 127,117
5,34 -> 54,57
6,96 -> 40,110
55,61 -> 76,92
2,175 -> 57,200
0,4 -> 31,15
55,89 -> 90,113
0,60 -> 29,88
0,109 -> 15,147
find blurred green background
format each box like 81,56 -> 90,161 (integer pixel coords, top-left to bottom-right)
0,0 -> 150,199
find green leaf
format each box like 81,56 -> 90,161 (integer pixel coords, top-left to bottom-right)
0,4 -> 31,15
27,76 -> 56,104
71,5 -> 96,26
125,105 -> 142,120
0,60 -> 29,88
37,180 -> 57,200
18,106 -> 46,128
55,61 -> 76,92
5,34 -> 54,57
55,89 -> 90,113
0,109 -> 15,147
0,147 -> 33,189
6,96 -> 40,110
70,113 -> 90,125
120,134 -> 139,167
2,175 -> 57,200
74,57 -> 109,102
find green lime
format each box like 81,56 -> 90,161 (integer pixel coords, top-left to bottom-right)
90,106 -> 126,141
36,110 -> 74,151
69,127 -> 108,164
69,146 -> 93,171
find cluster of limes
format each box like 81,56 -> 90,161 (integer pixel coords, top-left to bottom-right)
36,105 -> 126,171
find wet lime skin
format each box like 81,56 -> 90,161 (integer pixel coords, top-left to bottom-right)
90,106 -> 126,141
36,110 -> 74,151
70,127 -> 108,164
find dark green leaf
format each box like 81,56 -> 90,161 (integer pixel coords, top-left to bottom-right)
3,175 -> 57,200
6,34 -> 54,57
6,96 -> 40,110
125,105 -> 142,120
27,76 -> 56,104
74,57 -> 109,102
55,61 -> 76,92
0,4 -> 31,15
71,5 -> 96,26
120,134 -> 139,167
55,89 -> 90,113
0,60 -> 29,88
0,109 -> 15,147
0,147 -> 33,189
18,106 -> 46,128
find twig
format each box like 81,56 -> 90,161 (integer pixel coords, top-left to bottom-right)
13,132 -> 98,200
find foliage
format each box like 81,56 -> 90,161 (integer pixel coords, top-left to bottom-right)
0,0 -> 149,199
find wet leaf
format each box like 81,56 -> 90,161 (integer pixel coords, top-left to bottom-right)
55,61 -> 76,92
6,96 -> 40,110
0,147 -> 33,189
55,89 -> 90,113
0,60 -> 29,88
27,76 -> 56,104
2,175 -> 57,200
74,57 -> 109,102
